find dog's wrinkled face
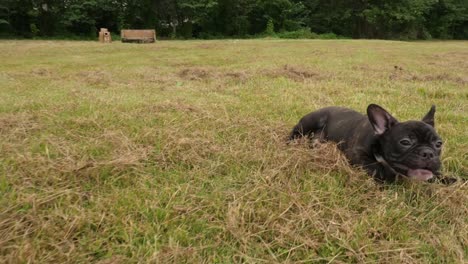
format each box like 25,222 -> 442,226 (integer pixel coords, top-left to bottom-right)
367,104 -> 441,181
380,121 -> 442,180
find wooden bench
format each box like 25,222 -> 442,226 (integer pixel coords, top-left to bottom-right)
121,30 -> 156,43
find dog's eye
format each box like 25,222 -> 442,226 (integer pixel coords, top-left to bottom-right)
435,141 -> 443,148
400,139 -> 412,146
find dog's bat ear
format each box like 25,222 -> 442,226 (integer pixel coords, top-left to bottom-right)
422,105 -> 436,127
367,104 -> 399,135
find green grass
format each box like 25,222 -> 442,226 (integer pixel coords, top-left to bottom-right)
0,39 -> 467,263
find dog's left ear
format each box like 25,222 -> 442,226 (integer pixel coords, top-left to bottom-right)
367,104 -> 399,135
422,105 -> 436,127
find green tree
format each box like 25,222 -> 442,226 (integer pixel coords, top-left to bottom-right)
359,0 -> 437,39
0,4 -> 11,35
1,0 -> 467,39
174,0 -> 218,38
425,0 -> 468,39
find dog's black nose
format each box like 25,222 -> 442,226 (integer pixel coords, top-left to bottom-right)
420,149 -> 435,160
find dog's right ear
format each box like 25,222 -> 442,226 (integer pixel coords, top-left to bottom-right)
367,104 -> 399,135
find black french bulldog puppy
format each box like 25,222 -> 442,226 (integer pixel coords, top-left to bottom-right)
289,104 -> 452,183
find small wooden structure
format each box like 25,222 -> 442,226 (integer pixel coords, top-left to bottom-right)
121,30 -> 156,43
98,28 -> 112,43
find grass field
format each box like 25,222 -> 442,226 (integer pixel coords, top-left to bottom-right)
0,39 -> 467,263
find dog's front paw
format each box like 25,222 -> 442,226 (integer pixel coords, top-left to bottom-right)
429,175 -> 459,185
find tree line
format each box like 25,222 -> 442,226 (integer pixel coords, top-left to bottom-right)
1,0 -> 467,40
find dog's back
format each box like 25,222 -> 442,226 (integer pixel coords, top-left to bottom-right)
289,107 -> 371,143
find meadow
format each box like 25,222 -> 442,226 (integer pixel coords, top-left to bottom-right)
0,39 -> 467,263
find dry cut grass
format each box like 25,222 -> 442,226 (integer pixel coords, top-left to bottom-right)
0,39 -> 467,263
